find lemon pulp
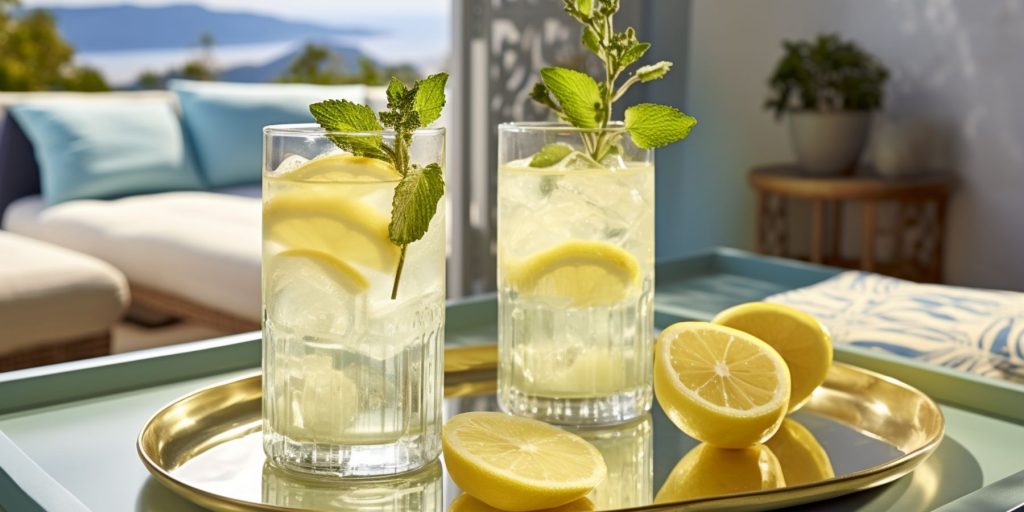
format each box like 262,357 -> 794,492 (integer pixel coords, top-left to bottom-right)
654,321 -> 791,448
442,412 -> 607,511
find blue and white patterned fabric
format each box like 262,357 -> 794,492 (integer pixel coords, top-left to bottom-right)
767,271 -> 1024,383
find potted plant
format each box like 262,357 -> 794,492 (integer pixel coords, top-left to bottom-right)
765,33 -> 889,175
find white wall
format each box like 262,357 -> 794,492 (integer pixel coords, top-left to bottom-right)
678,0 -> 1024,290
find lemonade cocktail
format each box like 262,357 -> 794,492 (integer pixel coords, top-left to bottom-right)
497,123 -> 654,424
262,125 -> 445,476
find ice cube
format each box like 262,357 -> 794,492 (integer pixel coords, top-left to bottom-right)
274,154 -> 309,173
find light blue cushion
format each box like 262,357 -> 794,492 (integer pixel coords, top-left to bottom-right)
170,80 -> 367,188
9,100 -> 203,205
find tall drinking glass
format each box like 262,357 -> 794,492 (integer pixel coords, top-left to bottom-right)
262,124 -> 445,476
497,122 -> 654,425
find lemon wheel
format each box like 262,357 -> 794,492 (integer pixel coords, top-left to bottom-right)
507,240 -> 641,307
264,191 -> 399,271
442,412 -> 606,511
654,321 -> 791,448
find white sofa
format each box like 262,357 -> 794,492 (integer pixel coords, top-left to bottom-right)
0,86 -> 389,333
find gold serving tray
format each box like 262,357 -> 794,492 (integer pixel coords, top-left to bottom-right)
138,345 -> 944,511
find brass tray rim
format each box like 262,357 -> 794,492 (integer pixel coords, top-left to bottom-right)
137,345 -> 946,512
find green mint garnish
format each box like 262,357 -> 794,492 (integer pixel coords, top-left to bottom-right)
531,0 -> 697,161
624,103 -> 696,149
310,72 -> 448,299
529,142 -> 575,167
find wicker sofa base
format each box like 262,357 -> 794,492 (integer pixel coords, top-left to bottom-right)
0,334 -> 110,372
130,284 -> 260,334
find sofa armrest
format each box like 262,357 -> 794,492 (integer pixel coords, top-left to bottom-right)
0,112 -> 41,224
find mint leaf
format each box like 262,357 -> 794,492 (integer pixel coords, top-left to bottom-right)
310,99 -> 381,131
380,78 -> 420,133
540,67 -> 601,128
413,72 -> 448,127
636,61 -> 672,82
389,163 -> 444,245
529,143 -> 574,167
620,42 -> 650,69
386,76 -> 407,104
309,99 -> 391,162
624,103 -> 697,149
582,26 -> 601,55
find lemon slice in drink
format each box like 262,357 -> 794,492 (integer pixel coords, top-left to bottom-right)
654,443 -> 785,503
284,153 -> 401,182
765,418 -> 835,485
508,241 -> 640,307
267,248 -> 369,293
654,322 -> 791,448
264,191 -> 399,271
714,302 -> 833,411
442,412 -> 607,511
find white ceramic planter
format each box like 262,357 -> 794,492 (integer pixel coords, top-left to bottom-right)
788,111 -> 872,175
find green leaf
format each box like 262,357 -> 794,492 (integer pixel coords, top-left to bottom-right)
529,82 -> 561,112
635,61 -> 672,82
576,0 -> 592,16
540,67 -> 601,128
310,99 -> 381,132
389,163 -> 445,245
624,103 -> 697,149
309,99 -> 390,162
413,72 -> 448,127
620,42 -> 650,69
582,26 -> 601,55
386,76 -> 407,105
529,143 -> 575,167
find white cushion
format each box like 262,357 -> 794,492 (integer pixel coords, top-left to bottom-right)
3,191 -> 261,321
0,231 -> 128,354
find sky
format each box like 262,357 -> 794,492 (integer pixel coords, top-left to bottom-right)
24,0 -> 450,23
22,0 -> 451,84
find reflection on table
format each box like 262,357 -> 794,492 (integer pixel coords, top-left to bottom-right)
655,417 -> 834,503
571,414 -> 653,509
262,459 -> 443,511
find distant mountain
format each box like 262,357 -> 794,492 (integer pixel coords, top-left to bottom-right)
37,4 -> 377,52
219,44 -> 367,83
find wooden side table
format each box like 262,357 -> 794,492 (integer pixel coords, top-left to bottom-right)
750,164 -> 954,282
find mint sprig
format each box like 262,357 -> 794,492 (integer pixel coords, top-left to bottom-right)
530,0 -> 696,163
310,72 -> 448,299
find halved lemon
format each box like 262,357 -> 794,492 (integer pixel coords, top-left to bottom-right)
654,443 -> 785,503
264,191 -> 399,271
507,241 -> 640,307
714,302 -> 832,411
442,412 -> 607,511
765,418 -> 835,485
279,152 -> 401,182
654,322 -> 791,448
448,494 -> 595,512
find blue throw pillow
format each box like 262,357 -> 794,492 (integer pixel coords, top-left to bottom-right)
170,80 -> 368,188
9,100 -> 203,205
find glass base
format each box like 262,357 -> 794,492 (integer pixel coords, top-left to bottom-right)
498,386 -> 651,426
263,430 -> 438,477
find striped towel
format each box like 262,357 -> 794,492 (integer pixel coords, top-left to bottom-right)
767,271 -> 1024,382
